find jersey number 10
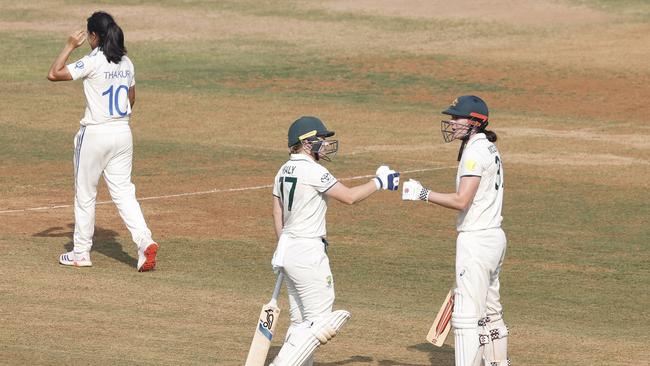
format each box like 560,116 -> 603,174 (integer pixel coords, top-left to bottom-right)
102,84 -> 129,117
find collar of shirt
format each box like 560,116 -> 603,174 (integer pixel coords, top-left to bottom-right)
466,132 -> 487,149
290,153 -> 315,162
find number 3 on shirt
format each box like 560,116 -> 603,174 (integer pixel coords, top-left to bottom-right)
495,156 -> 503,190
279,177 -> 297,211
102,84 -> 129,116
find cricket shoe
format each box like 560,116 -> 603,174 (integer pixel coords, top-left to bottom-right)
137,242 -> 159,272
59,251 -> 92,267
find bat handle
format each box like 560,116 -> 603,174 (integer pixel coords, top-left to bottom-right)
271,272 -> 284,302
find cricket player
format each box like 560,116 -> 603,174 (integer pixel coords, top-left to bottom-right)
270,116 -> 399,365
402,96 -> 510,365
47,11 -> 158,272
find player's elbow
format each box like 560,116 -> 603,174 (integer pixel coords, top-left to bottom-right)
335,193 -> 356,205
340,196 -> 356,205
47,71 -> 64,82
456,197 -> 472,211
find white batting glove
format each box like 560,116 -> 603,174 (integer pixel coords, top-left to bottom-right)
402,179 -> 430,201
373,165 -> 400,191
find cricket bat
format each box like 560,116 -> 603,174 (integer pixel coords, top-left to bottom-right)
425,288 -> 454,347
244,272 -> 284,366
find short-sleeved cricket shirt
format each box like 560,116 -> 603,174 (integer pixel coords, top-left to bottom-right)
67,48 -> 135,126
273,154 -> 338,238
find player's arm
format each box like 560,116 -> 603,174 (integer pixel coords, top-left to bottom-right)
272,195 -> 283,240
325,180 -> 378,205
326,164 -> 400,204
129,86 -> 136,108
403,176 -> 480,211
427,176 -> 480,211
47,29 -> 86,82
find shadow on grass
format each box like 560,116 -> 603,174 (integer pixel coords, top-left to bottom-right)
265,342 -> 453,365
378,342 -> 455,366
34,223 -> 137,268
267,345 -> 373,365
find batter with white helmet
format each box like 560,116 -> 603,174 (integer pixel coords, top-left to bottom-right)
402,96 -> 510,366
47,11 -> 158,272
270,116 -> 399,366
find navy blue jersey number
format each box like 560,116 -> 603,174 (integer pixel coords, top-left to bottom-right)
495,156 -> 503,190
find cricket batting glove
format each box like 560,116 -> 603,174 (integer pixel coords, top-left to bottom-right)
374,165 -> 400,191
402,179 -> 430,201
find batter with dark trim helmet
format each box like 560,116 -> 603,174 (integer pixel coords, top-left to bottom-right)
287,116 -> 339,162
440,95 -> 496,160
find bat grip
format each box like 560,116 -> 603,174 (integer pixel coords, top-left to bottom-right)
271,272 -> 284,301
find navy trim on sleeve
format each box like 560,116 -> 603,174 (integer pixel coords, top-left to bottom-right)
322,181 -> 339,193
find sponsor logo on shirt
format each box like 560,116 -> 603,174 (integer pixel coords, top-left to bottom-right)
321,173 -> 332,183
75,61 -> 84,69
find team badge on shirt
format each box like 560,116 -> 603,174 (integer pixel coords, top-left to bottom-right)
465,159 -> 477,171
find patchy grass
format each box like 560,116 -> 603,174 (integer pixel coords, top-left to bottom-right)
1,1 -> 649,365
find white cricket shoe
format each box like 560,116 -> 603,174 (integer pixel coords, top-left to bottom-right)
137,242 -> 159,272
59,251 -> 92,267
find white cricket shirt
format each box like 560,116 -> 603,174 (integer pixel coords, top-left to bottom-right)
273,154 -> 338,238
456,133 -> 504,232
67,48 -> 135,126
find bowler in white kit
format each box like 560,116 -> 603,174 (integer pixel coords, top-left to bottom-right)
47,11 -> 158,272
402,96 -> 510,366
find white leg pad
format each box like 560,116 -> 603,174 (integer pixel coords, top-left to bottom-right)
451,313 -> 482,366
271,310 -> 351,366
479,313 -> 510,366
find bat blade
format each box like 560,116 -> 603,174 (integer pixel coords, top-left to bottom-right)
244,273 -> 284,366
244,302 -> 280,366
426,288 -> 454,347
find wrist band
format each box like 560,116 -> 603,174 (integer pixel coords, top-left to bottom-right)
372,177 -> 382,190
419,188 -> 430,202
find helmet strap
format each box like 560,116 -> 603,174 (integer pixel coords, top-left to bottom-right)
457,136 -> 468,161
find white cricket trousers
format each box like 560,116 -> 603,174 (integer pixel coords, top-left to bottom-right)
451,227 -> 507,366
275,236 -> 334,366
72,123 -> 152,254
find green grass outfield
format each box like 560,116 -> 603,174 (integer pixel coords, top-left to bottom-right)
1,1 -> 648,365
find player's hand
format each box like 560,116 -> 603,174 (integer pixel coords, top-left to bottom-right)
67,29 -> 87,49
374,165 -> 400,191
402,179 -> 430,201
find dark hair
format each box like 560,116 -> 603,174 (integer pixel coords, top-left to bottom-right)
484,129 -> 498,142
87,11 -> 127,64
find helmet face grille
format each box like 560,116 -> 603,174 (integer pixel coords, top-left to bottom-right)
310,139 -> 338,162
441,120 -> 472,143
441,120 -> 455,143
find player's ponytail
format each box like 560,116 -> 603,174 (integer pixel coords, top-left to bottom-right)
103,22 -> 126,63
87,11 -> 127,64
484,129 -> 498,142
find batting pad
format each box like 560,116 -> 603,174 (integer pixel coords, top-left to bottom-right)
479,315 -> 510,366
271,310 -> 351,366
452,313 -> 482,366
